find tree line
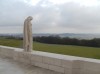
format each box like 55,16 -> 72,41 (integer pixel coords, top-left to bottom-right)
1,35 -> 100,47
34,36 -> 100,47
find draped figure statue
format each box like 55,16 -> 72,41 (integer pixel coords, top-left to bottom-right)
23,16 -> 33,52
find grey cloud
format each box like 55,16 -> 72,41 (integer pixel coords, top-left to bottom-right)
58,2 -> 100,30
0,0 -> 33,26
0,0 -> 100,33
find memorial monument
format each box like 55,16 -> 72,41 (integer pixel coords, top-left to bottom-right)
23,16 -> 33,52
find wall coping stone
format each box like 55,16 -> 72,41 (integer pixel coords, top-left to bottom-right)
0,45 -> 100,63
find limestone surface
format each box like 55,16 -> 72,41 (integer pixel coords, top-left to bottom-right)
23,16 -> 33,52
0,57 -> 63,74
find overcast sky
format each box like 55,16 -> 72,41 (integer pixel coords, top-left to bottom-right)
0,0 -> 100,34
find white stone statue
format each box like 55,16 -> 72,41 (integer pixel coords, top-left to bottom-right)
23,16 -> 33,52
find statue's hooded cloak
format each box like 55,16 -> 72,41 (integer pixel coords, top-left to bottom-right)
23,16 -> 33,52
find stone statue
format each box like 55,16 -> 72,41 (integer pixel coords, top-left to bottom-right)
23,16 -> 33,52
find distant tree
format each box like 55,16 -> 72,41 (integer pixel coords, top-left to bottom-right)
33,36 -> 100,48
1,35 -> 100,48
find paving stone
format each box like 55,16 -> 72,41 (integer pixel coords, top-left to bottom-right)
0,57 -> 64,74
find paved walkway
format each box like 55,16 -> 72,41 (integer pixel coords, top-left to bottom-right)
0,57 -> 63,74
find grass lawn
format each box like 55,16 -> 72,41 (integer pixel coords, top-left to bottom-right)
0,37 -> 100,59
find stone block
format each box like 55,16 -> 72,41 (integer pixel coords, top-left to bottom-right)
80,69 -> 100,74
62,60 -> 73,69
48,65 -> 64,73
43,56 -> 62,66
83,61 -> 100,71
72,68 -> 81,74
73,60 -> 84,69
31,54 -> 43,62
64,68 -> 72,74
16,52 -> 31,64
33,62 -> 49,69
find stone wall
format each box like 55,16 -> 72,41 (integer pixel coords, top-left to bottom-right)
0,45 -> 100,74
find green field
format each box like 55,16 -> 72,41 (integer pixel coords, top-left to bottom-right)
0,37 -> 100,59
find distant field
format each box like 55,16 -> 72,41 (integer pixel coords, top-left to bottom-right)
0,37 -> 100,59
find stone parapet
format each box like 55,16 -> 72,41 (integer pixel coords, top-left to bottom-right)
0,45 -> 100,74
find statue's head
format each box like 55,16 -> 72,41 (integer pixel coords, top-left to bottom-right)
27,16 -> 33,21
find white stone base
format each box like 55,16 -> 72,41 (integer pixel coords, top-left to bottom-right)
0,45 -> 100,74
